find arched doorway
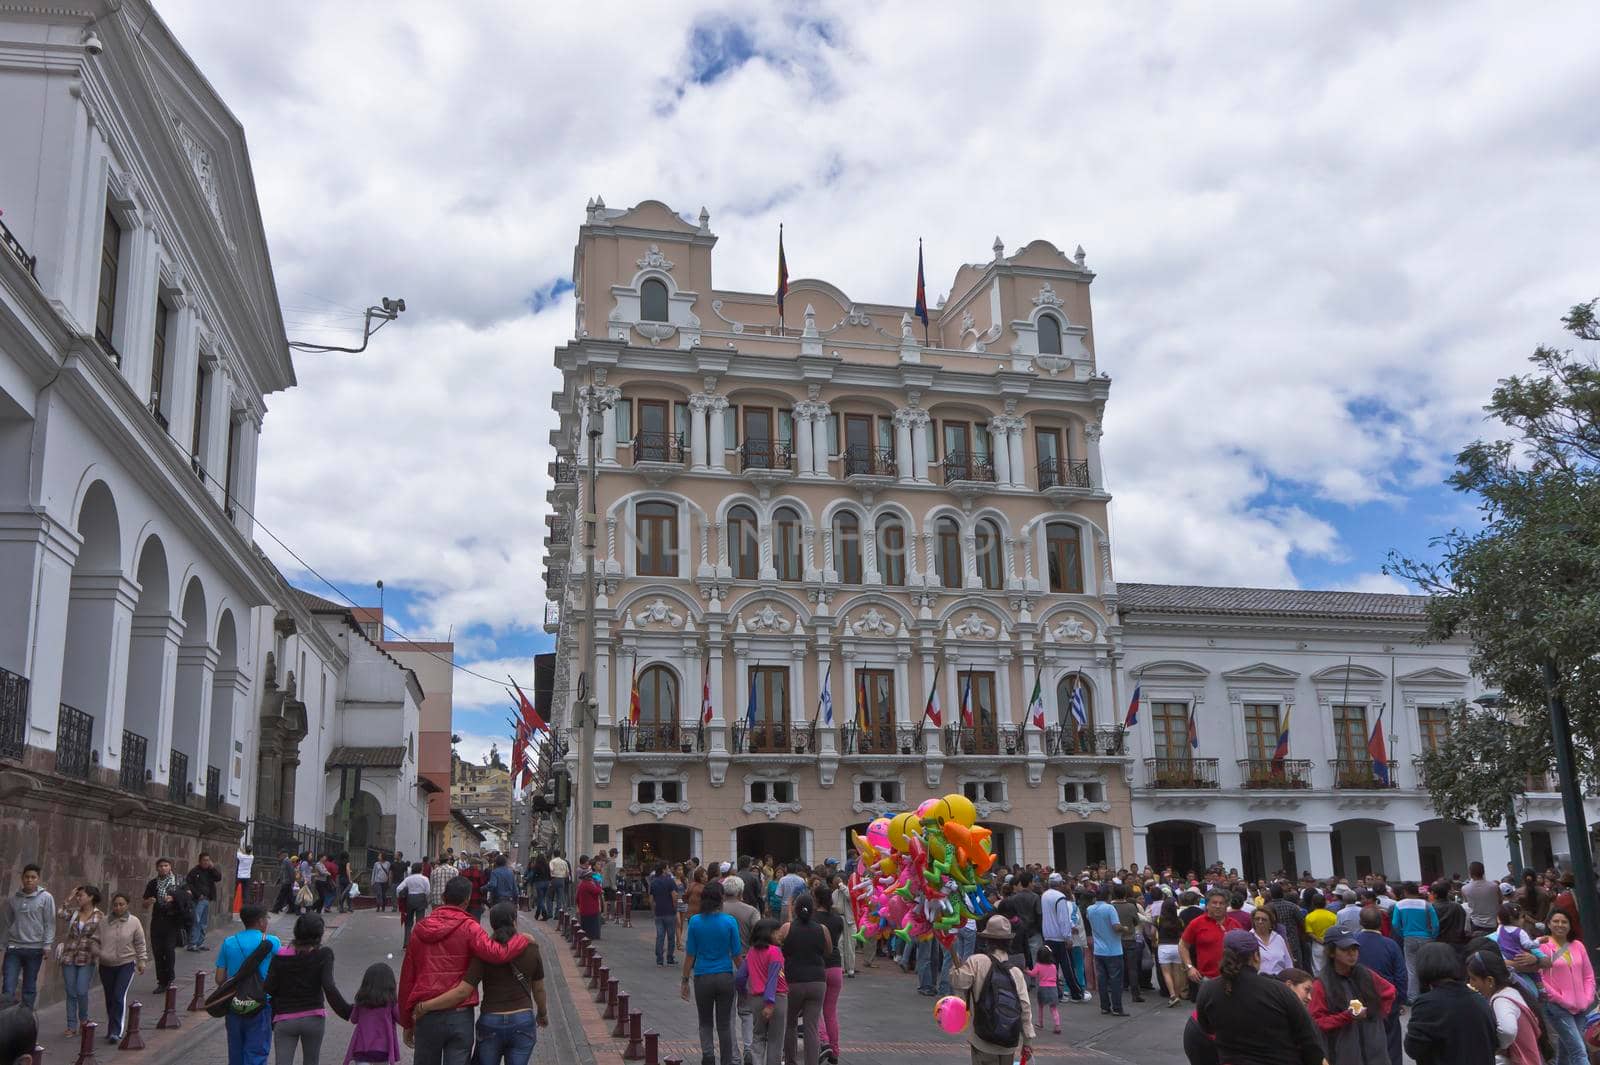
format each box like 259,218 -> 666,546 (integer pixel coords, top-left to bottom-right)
1053,822 -> 1112,873
1524,820 -> 1563,874
349,789 -> 385,858
737,823 -> 805,866
623,823 -> 694,868
1240,819 -> 1304,882
1417,819 -> 1471,883
60,481 -> 122,774
170,576 -> 209,800
124,536 -> 171,771
1147,820 -> 1205,876
1330,818 -> 1385,881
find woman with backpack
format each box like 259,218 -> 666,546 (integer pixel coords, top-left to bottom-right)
946,914 -> 1035,1065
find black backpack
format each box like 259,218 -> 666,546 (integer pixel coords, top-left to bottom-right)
972,956 -> 1024,1047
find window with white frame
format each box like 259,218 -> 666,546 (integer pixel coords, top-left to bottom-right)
1059,780 -> 1105,805
635,778 -> 682,805
856,780 -> 901,805
749,779 -> 794,805
962,779 -> 1007,804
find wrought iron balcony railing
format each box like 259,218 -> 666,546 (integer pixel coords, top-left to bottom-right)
1238,758 -> 1314,789
1038,459 -> 1092,490
942,723 -> 1021,757
0,666 -> 29,761
1143,757 -> 1220,789
1045,725 -> 1128,757
120,729 -> 148,794
633,431 -> 686,465
1,217 -> 37,278
169,749 -> 189,805
617,721 -> 705,754
548,518 -> 571,545
844,446 -> 897,478
552,457 -> 577,485
739,438 -> 794,472
55,703 -> 93,779
732,720 -> 802,754
839,721 -> 896,755
1331,759 -> 1399,789
942,451 -> 996,484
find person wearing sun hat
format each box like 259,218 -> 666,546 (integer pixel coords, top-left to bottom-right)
945,915 -> 1036,1064
1194,928 -> 1326,1065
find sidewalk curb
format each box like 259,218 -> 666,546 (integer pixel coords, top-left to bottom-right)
522,916 -> 602,1065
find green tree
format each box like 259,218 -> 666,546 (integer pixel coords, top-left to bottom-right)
1387,298 -> 1600,829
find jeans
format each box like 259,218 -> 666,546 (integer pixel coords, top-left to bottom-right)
550,879 -> 569,913
656,915 -> 678,963
372,881 -> 390,911
62,962 -> 94,1028
532,880 -> 550,917
940,924 -> 977,996
190,898 -> 211,949
2,947 -> 44,1008
817,968 -> 843,1053
749,991 -> 787,1065
1401,936 -> 1428,1003
1094,952 -> 1124,1013
735,988 -> 755,1063
99,962 -> 135,1040
273,1013 -> 325,1064
414,1007 -> 476,1065
1122,940 -> 1144,995
475,1010 -> 538,1065
917,936 -> 944,993
783,980 -> 825,1065
693,971 -> 738,1065
1546,1001 -> 1588,1065
226,1005 -> 273,1065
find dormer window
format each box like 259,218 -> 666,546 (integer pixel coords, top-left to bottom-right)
640,278 -> 669,322
1038,313 -> 1063,356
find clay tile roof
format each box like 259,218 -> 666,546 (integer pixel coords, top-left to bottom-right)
1117,583 -> 1429,621
294,588 -> 350,613
326,746 -> 405,770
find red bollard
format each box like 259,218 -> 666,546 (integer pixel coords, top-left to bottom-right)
603,978 -> 619,1019
665,1059 -> 683,1065
594,965 -> 610,999
30,1046 -> 44,1065
644,1031 -> 659,1065
72,1022 -> 99,1065
188,970 -> 207,1011
612,993 -> 630,1038
624,1012 -> 644,1060
589,961 -> 604,992
156,985 -> 181,1029
119,1003 -> 146,1050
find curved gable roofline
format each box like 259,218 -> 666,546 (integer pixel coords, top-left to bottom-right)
607,199 -> 701,234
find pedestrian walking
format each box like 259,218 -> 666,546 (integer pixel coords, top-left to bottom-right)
141,857 -> 190,992
1029,944 -> 1062,1034
576,864 -> 603,941
680,882 -> 743,1065
525,854 -> 550,919
1194,929 -> 1325,1065
371,853 -> 393,913
342,964 -> 403,1065
547,851 -> 570,915
1403,942 -> 1496,1065
1179,890 -> 1230,1002
1390,881 -> 1437,1003
429,856 -> 459,910
742,918 -> 787,1065
1353,908 -> 1406,1065
486,855 -> 518,911
235,846 -> 255,909
779,892 -> 831,1065
814,889 -> 846,1063
185,852 -> 221,951
1,863 -> 54,1010
648,864 -> 679,966
1086,888 -> 1127,1015
1538,910 -> 1593,1065
1250,906 -> 1294,976
397,864 -> 431,948
271,852 -> 295,914
415,902 -> 548,1065
55,885 -> 103,1037
337,853 -> 356,914
263,913 -> 351,1064
214,905 -> 279,1065
946,914 -> 1035,1065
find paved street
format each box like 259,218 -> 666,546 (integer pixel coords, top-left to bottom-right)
560,911 -> 1191,1065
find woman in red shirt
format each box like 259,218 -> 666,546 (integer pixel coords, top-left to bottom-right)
576,862 -> 604,942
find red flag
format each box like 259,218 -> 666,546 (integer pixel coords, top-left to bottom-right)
1367,717 -> 1391,785
520,766 -> 532,789
700,662 -> 714,725
511,680 -> 547,733
511,724 -> 526,779
628,664 -> 642,725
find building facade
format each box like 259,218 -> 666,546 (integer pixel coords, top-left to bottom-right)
452,752 -> 513,842
0,0 -> 290,926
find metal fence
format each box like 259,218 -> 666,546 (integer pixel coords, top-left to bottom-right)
0,667 -> 28,760
246,815 -> 348,865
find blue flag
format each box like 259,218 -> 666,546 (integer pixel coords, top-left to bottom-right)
745,673 -> 759,729
817,663 -> 833,726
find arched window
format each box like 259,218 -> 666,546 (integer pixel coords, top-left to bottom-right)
640,278 -> 669,322
976,519 -> 1003,590
1045,521 -> 1083,593
833,512 -> 862,584
1038,313 -> 1062,356
935,516 -> 962,589
636,501 -> 678,576
876,516 -> 906,586
1055,675 -> 1094,735
638,664 -> 678,725
728,505 -> 758,580
774,506 -> 802,582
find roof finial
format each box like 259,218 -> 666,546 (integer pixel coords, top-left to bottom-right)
993,236 -> 1004,262
1074,244 -> 1087,267
698,205 -> 710,233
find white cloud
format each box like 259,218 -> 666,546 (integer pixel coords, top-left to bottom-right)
1333,572 -> 1412,596
152,1 -> 1600,650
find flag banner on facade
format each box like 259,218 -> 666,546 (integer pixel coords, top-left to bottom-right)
959,671 -> 975,728
701,662 -> 714,726
855,671 -> 869,731
1070,682 -> 1088,728
776,223 -> 789,319
1272,707 -> 1291,767
511,723 -> 526,778
913,239 -> 929,327
1367,716 -> 1390,784
745,667 -> 759,729
922,655 -> 945,727
1028,675 -> 1046,731
817,663 -> 834,726
628,664 -> 642,726
511,679 -> 547,733
1186,703 -> 1199,749
1124,684 -> 1141,728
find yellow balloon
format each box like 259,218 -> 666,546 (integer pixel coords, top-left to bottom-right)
942,793 -> 978,828
877,856 -> 898,876
888,811 -> 917,853
922,797 -> 953,825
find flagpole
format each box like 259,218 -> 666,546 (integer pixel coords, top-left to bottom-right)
919,237 -> 929,346
778,222 -> 786,336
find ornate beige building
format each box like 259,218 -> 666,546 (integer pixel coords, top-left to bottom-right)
543,199 -> 1132,869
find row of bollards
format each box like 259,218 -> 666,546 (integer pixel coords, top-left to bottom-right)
559,908 -> 650,1060
30,969 -> 213,1065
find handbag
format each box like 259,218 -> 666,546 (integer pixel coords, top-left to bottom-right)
204,938 -> 274,1018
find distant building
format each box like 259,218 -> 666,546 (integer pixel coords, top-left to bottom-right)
452,751 -> 513,842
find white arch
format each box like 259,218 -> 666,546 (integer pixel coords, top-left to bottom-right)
935,597 -> 1012,629
714,493 -> 765,524
726,587 -> 813,628
614,585 -> 705,628
831,592 -> 916,633
765,495 -> 816,526
819,497 -> 869,526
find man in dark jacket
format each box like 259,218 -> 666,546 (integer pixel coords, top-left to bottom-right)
1402,941 -> 1497,1065
142,857 -> 192,992
185,853 -> 222,952
398,876 -> 530,1064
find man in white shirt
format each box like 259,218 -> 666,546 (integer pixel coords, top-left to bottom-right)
1041,872 -> 1087,1001
396,863 -> 431,947
549,851 -> 572,915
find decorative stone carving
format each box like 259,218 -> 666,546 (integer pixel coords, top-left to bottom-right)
175,122 -> 229,242
1056,773 -> 1111,817
709,299 -> 746,333
632,597 -> 686,629
1033,282 -> 1063,308
848,608 -> 898,638
741,770 -> 802,820
744,605 -> 795,634
628,772 -> 691,820
636,244 -> 675,271
950,612 -> 998,640
1047,617 -> 1096,643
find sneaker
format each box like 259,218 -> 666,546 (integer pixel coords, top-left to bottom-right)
1100,1008 -> 1111,1015
1114,1009 -> 1129,1017
1053,1027 -> 1061,1034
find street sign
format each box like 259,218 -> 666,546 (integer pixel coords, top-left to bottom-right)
593,800 -> 612,809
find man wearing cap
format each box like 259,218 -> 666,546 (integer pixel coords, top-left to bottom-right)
946,915 -> 1035,1065
1040,873 -> 1086,1003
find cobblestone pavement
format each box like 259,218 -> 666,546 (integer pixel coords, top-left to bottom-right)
550,910 -> 1192,1065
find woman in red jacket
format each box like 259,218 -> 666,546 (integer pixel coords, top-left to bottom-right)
1309,928 -> 1395,1065
576,861 -> 604,941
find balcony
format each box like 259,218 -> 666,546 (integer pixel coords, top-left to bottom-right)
147,396 -> 170,431
617,721 -> 704,754
546,518 -> 571,549
732,719 -> 812,755
844,446 -> 897,492
633,431 -> 685,465
738,438 -> 795,490
206,764 -> 223,812
1045,725 -> 1128,757
1038,459 -> 1093,502
543,601 -> 562,631
551,457 -> 577,493
0,667 -> 29,761
942,723 -> 1021,757
1143,757 -> 1220,789
190,456 -> 206,483
839,721 -> 894,755
55,703 -> 93,779
119,730 -> 148,794
942,451 -> 996,502
1,216 -> 38,279
1238,758 -> 1313,789
168,749 -> 189,805
1331,758 -> 1399,789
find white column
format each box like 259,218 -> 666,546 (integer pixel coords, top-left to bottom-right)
803,525 -> 819,581
1203,825 -> 1245,877
758,520 -> 775,581
912,415 -> 930,482
811,407 -> 831,475
708,642 -> 727,751
688,394 -> 710,470
1292,825 -> 1336,879
794,410 -> 815,475
1007,425 -> 1026,487
962,532 -> 980,589
599,396 -> 618,463
1085,423 -> 1105,489
1382,824 -> 1423,882
862,527 -> 879,584
893,411 -> 915,485
708,397 -> 728,470
988,418 -> 1012,486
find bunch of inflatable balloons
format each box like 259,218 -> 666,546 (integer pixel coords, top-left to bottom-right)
847,792 -> 997,953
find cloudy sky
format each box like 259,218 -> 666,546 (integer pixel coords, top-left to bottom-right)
158,2 -> 1599,762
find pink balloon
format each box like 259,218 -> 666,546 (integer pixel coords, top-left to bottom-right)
866,817 -> 892,852
916,798 -> 941,819
934,995 -> 968,1034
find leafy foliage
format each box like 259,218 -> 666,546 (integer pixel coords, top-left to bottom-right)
1387,299 -> 1600,823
